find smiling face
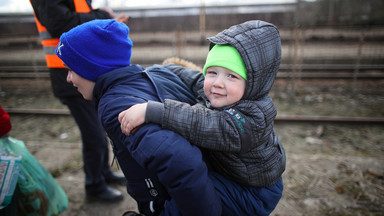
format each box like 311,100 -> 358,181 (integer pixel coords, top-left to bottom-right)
203,66 -> 246,108
66,69 -> 95,100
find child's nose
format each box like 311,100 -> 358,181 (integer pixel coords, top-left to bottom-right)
66,73 -> 72,83
212,76 -> 224,88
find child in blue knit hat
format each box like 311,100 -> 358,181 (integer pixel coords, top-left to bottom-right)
119,20 -> 286,216
56,19 -> 221,216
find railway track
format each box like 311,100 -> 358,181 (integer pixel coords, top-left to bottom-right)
2,64 -> 383,124
4,107 -> 384,124
1,64 -> 384,79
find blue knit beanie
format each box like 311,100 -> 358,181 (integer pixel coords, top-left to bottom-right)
56,19 -> 133,82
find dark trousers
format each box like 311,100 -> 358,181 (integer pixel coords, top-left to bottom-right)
210,172 -> 283,216
50,68 -> 114,193
60,96 -> 113,193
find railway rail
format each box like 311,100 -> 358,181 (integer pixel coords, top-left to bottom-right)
4,107 -> 384,124
1,64 -> 384,79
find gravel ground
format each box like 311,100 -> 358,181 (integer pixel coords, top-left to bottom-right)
1,77 -> 383,215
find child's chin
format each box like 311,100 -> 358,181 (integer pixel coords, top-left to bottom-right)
211,102 -> 223,109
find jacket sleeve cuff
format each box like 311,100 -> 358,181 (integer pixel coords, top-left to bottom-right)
145,101 -> 164,124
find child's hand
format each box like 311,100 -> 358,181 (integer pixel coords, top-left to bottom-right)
118,103 -> 147,135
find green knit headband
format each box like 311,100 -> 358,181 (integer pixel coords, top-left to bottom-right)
203,44 -> 247,80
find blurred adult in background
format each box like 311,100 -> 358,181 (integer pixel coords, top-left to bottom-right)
29,0 -> 129,202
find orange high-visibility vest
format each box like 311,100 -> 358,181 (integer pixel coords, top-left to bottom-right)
31,0 -> 92,68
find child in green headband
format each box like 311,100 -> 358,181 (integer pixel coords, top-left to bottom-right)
119,20 -> 285,216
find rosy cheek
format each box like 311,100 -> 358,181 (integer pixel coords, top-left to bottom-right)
203,81 -> 210,92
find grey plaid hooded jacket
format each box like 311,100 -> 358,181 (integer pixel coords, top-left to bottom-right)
148,20 -> 286,187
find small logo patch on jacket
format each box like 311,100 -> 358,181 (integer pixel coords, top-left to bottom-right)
225,108 -> 245,133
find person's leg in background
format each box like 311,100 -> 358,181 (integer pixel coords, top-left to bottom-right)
50,69 -> 125,202
61,96 -> 125,201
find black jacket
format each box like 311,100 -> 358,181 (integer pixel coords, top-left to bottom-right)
30,0 -> 111,97
30,0 -> 110,37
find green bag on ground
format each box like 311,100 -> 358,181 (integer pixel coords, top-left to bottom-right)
0,153 -> 21,209
0,137 -> 68,216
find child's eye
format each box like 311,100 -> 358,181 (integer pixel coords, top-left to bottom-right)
228,74 -> 239,79
206,71 -> 217,75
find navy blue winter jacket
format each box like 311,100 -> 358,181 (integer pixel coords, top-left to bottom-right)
92,64 -> 221,216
